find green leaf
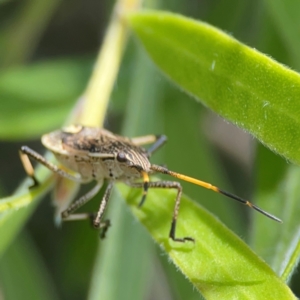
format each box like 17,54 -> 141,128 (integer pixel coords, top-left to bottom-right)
0,166 -> 53,257
118,182 -> 295,300
251,146 -> 300,282
250,146 -> 287,262
275,166 -> 300,282
0,58 -> 91,140
127,10 -> 300,165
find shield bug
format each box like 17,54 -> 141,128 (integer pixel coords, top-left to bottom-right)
19,124 -> 281,242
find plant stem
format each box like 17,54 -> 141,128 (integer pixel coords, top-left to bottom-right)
79,0 -> 141,127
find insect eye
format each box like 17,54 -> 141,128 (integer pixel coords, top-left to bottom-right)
116,152 -> 127,163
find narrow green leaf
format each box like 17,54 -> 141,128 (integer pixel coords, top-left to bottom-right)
251,146 -> 300,282
278,165 -> 300,282
118,183 -> 295,300
0,166 -> 52,257
281,236 -> 300,283
250,146 -> 287,263
0,58 -> 91,140
127,10 -> 300,165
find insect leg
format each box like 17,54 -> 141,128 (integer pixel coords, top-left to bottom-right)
127,180 -> 194,243
61,182 -> 102,219
147,135 -> 167,157
131,134 -> 167,157
94,181 -> 114,227
62,182 -> 113,238
19,147 -> 39,187
19,146 -> 85,187
131,134 -> 158,145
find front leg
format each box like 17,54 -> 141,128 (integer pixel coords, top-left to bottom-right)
19,146 -> 85,187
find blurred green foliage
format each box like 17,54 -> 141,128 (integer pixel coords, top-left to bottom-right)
0,0 -> 299,299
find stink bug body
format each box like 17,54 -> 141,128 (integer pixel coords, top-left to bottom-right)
19,124 -> 281,242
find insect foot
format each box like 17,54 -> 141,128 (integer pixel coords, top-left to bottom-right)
171,236 -> 195,243
169,220 -> 195,243
93,219 -> 111,239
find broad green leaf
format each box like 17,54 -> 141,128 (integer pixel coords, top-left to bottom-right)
127,11 -> 300,165
118,183 -> 295,300
0,58 -> 91,140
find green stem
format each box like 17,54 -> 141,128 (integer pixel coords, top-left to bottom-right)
79,0 -> 141,127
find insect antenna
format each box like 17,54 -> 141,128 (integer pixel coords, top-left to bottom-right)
150,164 -> 282,223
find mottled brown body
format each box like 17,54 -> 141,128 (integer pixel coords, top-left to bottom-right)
42,125 -> 151,183
19,124 -> 281,243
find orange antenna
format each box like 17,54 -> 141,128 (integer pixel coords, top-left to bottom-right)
151,164 -> 282,223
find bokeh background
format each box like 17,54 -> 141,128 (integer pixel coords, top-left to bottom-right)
0,1 -> 299,299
